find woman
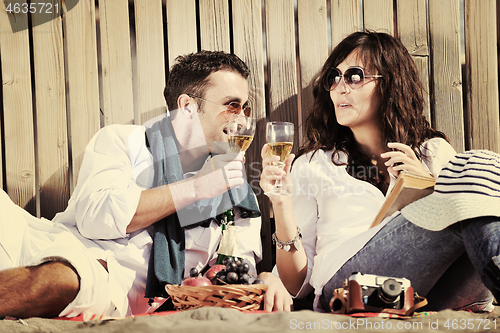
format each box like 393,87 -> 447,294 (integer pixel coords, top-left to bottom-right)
260,31 -> 500,312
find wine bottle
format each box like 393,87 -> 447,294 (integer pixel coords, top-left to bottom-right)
216,209 -> 242,264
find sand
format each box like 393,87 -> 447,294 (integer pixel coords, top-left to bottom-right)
1,307 -> 500,333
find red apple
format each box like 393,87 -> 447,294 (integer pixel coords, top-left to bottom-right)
181,276 -> 211,287
204,265 -> 226,284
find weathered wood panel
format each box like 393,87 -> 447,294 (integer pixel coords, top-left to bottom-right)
331,0 -> 361,47
99,0 -> 134,125
396,0 -> 431,122
297,0 -> 329,146
428,0 -> 465,152
0,112 -> 2,193
31,9 -> 69,218
165,0 -> 197,69
0,100 -> 2,192
265,0 -> 298,126
464,0 -> 500,152
0,0 -> 36,214
232,0 -> 266,190
363,0 -> 394,34
264,0 -> 298,271
233,0 -> 266,124
232,0 -> 269,272
199,0 -> 230,52
134,0 -> 166,125
63,0 -> 100,189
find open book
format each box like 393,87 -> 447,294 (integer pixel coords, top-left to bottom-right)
369,171 -> 436,228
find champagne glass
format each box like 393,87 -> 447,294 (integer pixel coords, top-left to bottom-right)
265,121 -> 294,195
227,115 -> 256,153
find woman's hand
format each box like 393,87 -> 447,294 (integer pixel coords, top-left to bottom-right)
260,145 -> 307,295
257,272 -> 293,311
259,144 -> 295,203
381,142 -> 432,178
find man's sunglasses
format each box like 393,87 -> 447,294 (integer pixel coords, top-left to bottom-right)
188,94 -> 251,118
323,67 -> 382,91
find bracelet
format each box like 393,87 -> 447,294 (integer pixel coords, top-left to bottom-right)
272,227 -> 302,252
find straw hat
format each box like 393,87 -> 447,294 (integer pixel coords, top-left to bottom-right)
401,150 -> 500,231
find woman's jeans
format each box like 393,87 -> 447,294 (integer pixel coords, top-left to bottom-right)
320,214 -> 500,312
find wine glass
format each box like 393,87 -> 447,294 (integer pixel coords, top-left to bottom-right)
227,115 -> 256,153
265,121 -> 294,195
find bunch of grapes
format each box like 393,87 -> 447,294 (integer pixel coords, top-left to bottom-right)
215,257 -> 264,285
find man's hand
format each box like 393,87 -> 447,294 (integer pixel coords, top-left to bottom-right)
193,152 -> 245,200
128,152 -> 245,233
257,272 -> 293,311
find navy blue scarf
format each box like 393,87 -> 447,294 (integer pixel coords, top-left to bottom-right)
144,116 -> 260,299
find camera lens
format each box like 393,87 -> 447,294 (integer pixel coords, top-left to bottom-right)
378,279 -> 402,304
330,298 -> 344,312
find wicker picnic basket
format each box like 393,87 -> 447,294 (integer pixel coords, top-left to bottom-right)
165,284 -> 267,311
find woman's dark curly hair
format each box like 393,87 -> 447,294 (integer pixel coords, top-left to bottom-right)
298,31 -> 447,190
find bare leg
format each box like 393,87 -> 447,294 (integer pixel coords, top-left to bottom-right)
0,261 -> 80,318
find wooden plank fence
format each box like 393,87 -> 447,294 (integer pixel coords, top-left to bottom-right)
0,0 -> 499,272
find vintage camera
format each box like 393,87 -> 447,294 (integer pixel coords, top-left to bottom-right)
330,272 -> 415,315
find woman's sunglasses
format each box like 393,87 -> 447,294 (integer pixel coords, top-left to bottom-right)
323,67 -> 382,91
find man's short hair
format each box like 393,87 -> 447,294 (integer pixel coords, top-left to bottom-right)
164,50 -> 250,111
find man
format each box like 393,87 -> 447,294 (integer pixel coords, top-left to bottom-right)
0,51 -> 292,318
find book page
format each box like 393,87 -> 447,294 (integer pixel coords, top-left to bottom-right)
370,172 -> 435,228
